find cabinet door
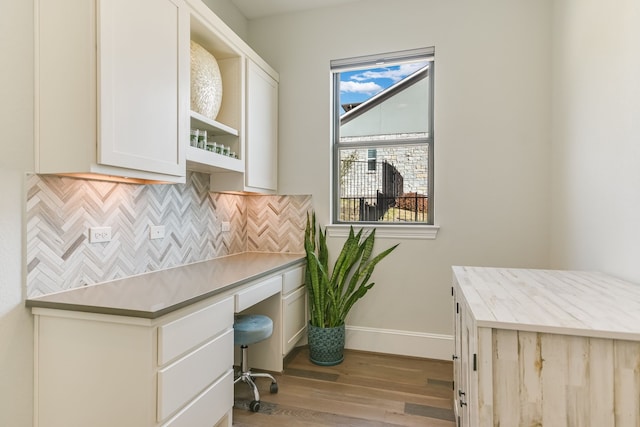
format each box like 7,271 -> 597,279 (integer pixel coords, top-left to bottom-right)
245,59 -> 278,192
282,286 -> 307,355
98,0 -> 187,177
460,302 -> 479,427
452,288 -> 462,423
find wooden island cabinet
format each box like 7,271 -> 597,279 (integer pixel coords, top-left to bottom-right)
452,266 -> 640,427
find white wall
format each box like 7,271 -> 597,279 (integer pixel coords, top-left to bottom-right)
247,0 -> 552,358
200,0 -> 248,41
550,0 -> 640,283
0,0 -> 34,425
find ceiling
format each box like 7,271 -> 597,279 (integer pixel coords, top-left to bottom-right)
230,0 -> 359,20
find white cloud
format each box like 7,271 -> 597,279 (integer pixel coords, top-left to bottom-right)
340,80 -> 382,95
352,62 -> 428,83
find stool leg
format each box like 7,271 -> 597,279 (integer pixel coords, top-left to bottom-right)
245,376 -> 260,403
250,372 -> 278,393
240,344 -> 250,375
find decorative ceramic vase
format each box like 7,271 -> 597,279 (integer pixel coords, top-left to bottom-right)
190,40 -> 223,119
308,322 -> 345,366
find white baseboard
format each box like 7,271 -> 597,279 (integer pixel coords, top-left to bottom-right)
344,325 -> 453,361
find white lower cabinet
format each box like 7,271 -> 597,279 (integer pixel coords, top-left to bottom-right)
162,370 -> 233,427
33,296 -> 234,427
281,265 -> 306,356
233,265 -> 306,372
32,262 -> 307,427
157,329 -> 233,422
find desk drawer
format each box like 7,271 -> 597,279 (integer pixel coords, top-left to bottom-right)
282,265 -> 305,295
158,328 -> 233,421
158,297 -> 233,365
162,369 -> 233,427
235,275 -> 282,312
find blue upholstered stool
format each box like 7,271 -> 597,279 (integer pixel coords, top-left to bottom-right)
233,314 -> 278,412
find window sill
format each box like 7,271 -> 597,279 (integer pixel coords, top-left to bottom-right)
325,224 -> 439,240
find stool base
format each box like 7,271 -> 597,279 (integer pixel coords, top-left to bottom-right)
234,344 -> 278,412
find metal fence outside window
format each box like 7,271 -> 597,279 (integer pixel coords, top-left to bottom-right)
340,160 -> 428,222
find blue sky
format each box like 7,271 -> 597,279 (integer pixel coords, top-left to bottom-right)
339,62 -> 428,114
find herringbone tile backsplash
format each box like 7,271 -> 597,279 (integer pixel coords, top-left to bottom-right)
26,172 -> 311,297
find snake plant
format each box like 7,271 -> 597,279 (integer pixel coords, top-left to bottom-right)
304,212 -> 399,328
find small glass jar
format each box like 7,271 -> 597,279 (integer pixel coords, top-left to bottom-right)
222,145 -> 230,156
206,142 -> 215,152
190,129 -> 198,147
197,130 -> 207,149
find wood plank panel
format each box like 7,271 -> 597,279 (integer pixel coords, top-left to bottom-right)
541,333 -> 567,427
492,329 -> 519,426
565,335 -> 590,427
588,338 -> 614,426
613,340 -> 640,427
517,331 -> 542,425
493,331 -> 640,427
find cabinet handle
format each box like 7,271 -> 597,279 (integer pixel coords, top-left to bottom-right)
458,389 -> 467,407
452,354 -> 458,360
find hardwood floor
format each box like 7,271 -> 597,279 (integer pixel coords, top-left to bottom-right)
233,347 -> 455,426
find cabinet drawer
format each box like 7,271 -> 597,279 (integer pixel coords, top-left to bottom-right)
158,297 -> 233,365
158,328 -> 233,422
282,286 -> 307,355
235,275 -> 282,312
282,265 -> 304,295
162,369 -> 233,427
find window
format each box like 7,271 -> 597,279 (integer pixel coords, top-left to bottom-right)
331,47 -> 434,225
367,149 -> 377,172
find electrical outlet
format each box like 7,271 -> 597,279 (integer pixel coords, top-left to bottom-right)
221,221 -> 231,232
89,226 -> 112,243
150,225 -> 165,240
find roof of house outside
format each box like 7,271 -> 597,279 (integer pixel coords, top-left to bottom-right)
340,65 -> 429,126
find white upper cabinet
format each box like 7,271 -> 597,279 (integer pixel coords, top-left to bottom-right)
35,0 -> 189,183
245,59 -> 278,192
183,0 -> 279,194
35,0 -> 278,189
185,3 -> 244,177
208,57 -> 279,193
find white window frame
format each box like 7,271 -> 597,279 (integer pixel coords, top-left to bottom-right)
330,47 -> 437,238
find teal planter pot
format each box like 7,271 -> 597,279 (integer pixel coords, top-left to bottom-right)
308,322 -> 345,366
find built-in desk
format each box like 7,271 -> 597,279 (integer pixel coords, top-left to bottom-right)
26,252 -> 306,427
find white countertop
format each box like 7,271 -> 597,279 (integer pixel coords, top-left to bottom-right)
26,252 -> 304,318
453,266 -> 640,341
